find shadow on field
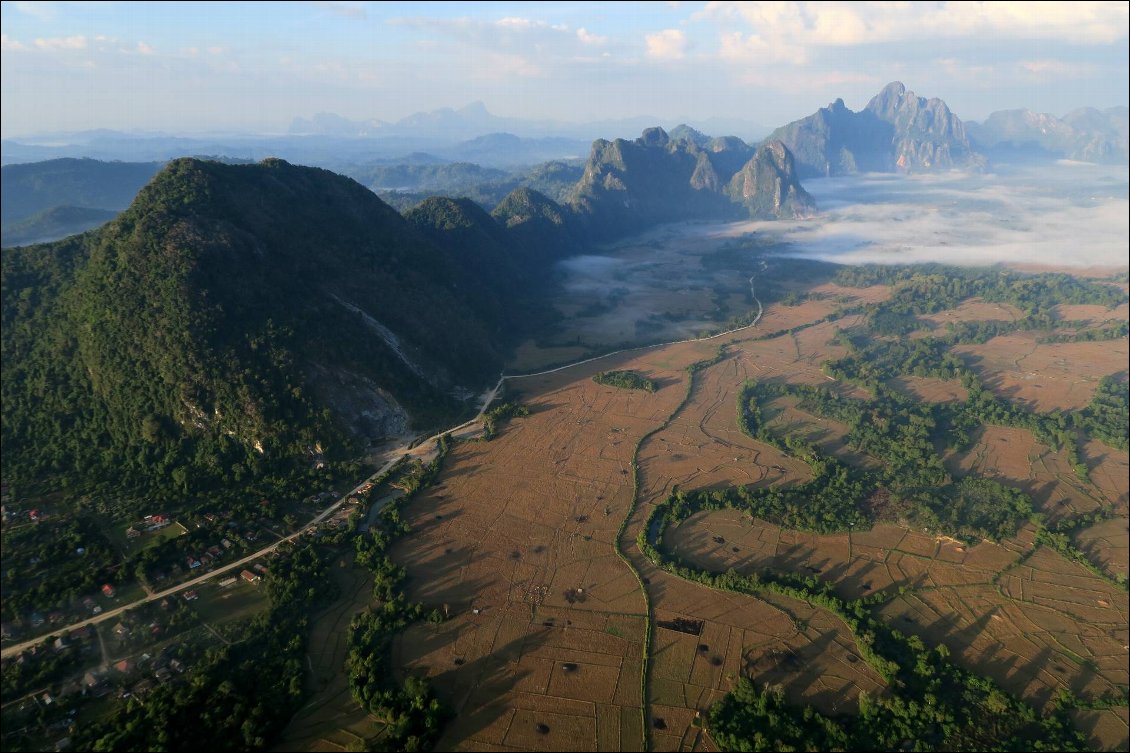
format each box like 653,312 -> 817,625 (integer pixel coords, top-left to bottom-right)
430,628 -> 551,747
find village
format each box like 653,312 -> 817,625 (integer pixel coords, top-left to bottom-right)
0,449 -> 417,751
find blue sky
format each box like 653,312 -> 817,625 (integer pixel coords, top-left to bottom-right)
2,1 -> 1127,137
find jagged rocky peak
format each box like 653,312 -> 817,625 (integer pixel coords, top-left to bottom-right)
669,124 -> 711,147
771,80 -> 983,177
865,81 -> 910,117
727,140 -> 815,220
638,127 -> 671,148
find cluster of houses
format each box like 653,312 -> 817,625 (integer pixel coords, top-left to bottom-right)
0,503 -> 46,525
183,542 -> 229,571
77,649 -> 189,702
303,490 -> 340,506
4,625 -> 95,672
124,514 -> 173,539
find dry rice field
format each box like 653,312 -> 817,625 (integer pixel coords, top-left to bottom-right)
945,425 -> 1111,523
374,272 -> 1129,750
954,335 -> 1129,412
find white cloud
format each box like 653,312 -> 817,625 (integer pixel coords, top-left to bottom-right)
33,35 -> 87,51
1019,59 -> 1097,77
1,33 -> 28,51
497,16 -> 537,30
577,27 -> 607,45
312,1 -> 367,20
718,29 -> 806,64
735,66 -> 879,90
763,164 -> 1130,268
699,1 -> 1129,47
136,41 -> 156,55
472,51 -> 544,79
646,29 -> 686,60
12,1 -> 57,21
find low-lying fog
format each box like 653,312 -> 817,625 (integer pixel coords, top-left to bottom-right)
713,161 -> 1129,268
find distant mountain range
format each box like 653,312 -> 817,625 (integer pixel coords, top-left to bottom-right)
966,106 -> 1128,163
5,81 -> 1126,248
288,101 -> 769,144
1,158 -> 164,246
2,126 -> 809,247
1,158 -> 163,225
2,102 -> 768,168
6,84 -> 1126,173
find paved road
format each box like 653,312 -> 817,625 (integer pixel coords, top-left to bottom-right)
1,273 -> 764,660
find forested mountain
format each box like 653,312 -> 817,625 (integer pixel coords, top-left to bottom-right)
1,157 -> 163,245
492,186 -> 581,262
341,161 -> 510,193
404,196 -> 537,331
0,157 -> 162,225
1,158 -> 509,498
769,81 -> 984,178
967,106 -> 1129,163
1,205 -> 119,247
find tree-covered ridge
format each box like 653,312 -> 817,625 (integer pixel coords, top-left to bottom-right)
347,436 -> 453,751
0,157 -> 163,226
593,370 -> 657,392
832,263 -> 1126,337
1,205 -> 119,247
1083,375 -> 1130,451
1,158 -> 508,503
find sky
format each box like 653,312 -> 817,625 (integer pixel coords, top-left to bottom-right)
1,1 -> 1128,138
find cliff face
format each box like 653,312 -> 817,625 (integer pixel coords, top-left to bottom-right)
770,82 -> 984,177
567,127 -> 810,237
865,82 -> 981,171
727,141 -> 816,219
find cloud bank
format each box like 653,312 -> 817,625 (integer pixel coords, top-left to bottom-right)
723,162 -> 1130,268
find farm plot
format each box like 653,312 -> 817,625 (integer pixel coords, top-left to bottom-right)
1073,516 -> 1129,583
954,334 -> 1129,412
760,395 -> 881,471
624,322 -> 895,751
668,507 -> 1129,711
1071,706 -> 1129,753
1082,440 -> 1130,510
1054,299 -> 1130,325
395,608 -> 645,752
879,543 -> 1129,708
887,375 -> 969,404
388,340 -> 722,751
637,556 -> 884,753
945,424 -> 1108,523
917,298 -> 1024,331
665,510 -> 1020,601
